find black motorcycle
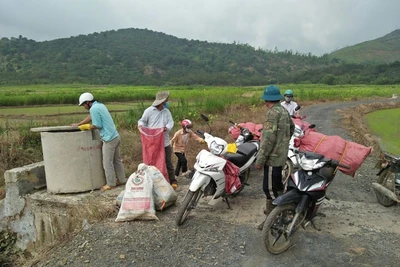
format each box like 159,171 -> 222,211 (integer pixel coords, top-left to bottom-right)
262,151 -> 350,254
372,151 -> 400,207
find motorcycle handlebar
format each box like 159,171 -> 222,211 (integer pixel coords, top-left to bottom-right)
338,163 -> 351,169
229,120 -> 235,125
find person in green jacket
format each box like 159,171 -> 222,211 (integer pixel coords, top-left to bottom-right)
256,85 -> 295,226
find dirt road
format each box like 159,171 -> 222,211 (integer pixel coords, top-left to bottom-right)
28,99 -> 400,267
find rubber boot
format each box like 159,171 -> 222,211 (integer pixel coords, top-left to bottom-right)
258,199 -> 275,230
263,199 -> 275,215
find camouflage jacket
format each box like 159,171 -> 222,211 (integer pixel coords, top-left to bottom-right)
256,103 -> 295,167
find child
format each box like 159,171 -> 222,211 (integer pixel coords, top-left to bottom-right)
171,119 -> 204,178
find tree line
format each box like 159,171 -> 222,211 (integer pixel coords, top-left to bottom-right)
0,28 -> 399,86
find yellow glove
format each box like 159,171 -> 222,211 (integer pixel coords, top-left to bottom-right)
78,124 -> 91,131
226,143 -> 237,153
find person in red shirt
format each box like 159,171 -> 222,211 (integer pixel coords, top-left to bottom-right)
171,119 -> 204,178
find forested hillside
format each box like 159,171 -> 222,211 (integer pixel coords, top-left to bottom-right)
329,29 -> 400,64
0,28 -> 399,85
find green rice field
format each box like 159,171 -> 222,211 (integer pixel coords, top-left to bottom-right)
1,84 -> 400,146
365,108 -> 400,155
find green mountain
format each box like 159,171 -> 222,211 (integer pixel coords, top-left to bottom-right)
0,28 -> 399,85
329,29 -> 400,64
0,28 -> 331,85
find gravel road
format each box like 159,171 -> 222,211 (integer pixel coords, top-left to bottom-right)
25,99 -> 400,267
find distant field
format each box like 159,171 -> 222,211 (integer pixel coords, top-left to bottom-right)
1,84 -> 400,107
1,83 -> 400,130
365,108 -> 400,155
0,103 -> 139,116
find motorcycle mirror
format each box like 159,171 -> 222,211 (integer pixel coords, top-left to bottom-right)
200,114 -> 212,134
196,130 -> 205,139
309,124 -> 316,129
200,114 -> 209,122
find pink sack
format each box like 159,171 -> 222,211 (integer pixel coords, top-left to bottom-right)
139,127 -> 169,183
223,161 -> 241,194
228,122 -> 263,140
292,118 -> 316,133
298,131 -> 372,177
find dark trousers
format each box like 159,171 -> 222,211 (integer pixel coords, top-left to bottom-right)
262,165 -> 284,199
174,152 -> 188,176
165,145 -> 176,184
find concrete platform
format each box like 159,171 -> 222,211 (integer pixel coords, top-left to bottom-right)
0,162 -> 122,252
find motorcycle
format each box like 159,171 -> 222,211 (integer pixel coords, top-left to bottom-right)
285,120 -> 316,189
261,151 -> 350,254
371,151 -> 400,206
175,114 -> 260,226
227,106 -> 315,190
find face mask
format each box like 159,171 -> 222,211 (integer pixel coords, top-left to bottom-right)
163,102 -> 169,109
285,96 -> 292,102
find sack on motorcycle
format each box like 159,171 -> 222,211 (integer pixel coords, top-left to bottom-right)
291,118 -> 316,133
228,122 -> 263,140
299,131 -> 372,177
223,161 -> 241,194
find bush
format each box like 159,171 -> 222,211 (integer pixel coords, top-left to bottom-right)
0,230 -> 18,266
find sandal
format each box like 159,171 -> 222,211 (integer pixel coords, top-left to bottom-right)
116,180 -> 126,186
100,185 -> 115,192
171,183 -> 178,190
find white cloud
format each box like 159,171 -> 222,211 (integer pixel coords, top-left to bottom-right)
0,0 -> 399,55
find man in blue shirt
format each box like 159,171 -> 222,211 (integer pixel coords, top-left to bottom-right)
73,92 -> 126,191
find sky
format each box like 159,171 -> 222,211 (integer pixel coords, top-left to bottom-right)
1,0 -> 399,56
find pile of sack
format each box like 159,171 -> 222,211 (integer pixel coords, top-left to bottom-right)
115,163 -> 177,222
297,130 -> 371,177
230,118 -> 371,177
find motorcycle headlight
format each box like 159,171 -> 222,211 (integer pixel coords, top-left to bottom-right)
209,141 -> 224,155
299,158 -> 326,170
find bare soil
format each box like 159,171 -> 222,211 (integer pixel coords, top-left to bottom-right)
19,98 -> 400,267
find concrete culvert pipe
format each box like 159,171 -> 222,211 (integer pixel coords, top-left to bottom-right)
31,126 -> 106,193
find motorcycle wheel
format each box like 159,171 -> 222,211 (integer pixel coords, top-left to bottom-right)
175,189 -> 203,226
282,159 -> 293,191
374,169 -> 396,207
262,203 -> 297,254
230,168 -> 250,197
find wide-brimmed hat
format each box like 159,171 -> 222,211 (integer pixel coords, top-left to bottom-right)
261,85 -> 283,101
152,91 -> 170,106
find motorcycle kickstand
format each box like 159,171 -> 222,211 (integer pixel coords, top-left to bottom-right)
257,219 -> 265,230
224,196 -> 232,209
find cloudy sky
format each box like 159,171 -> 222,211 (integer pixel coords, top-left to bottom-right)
1,0 -> 399,56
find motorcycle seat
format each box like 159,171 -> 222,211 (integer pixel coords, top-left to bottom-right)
237,142 -> 258,156
225,143 -> 257,168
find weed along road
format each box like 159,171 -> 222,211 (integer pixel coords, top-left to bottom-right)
28,98 -> 400,267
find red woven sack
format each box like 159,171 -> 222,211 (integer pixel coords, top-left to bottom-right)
299,131 -> 371,177
139,127 -> 169,183
223,161 -> 241,194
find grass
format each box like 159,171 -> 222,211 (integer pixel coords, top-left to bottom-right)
0,103 -> 140,116
365,108 -> 400,155
1,83 -> 399,185
1,84 -> 400,107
